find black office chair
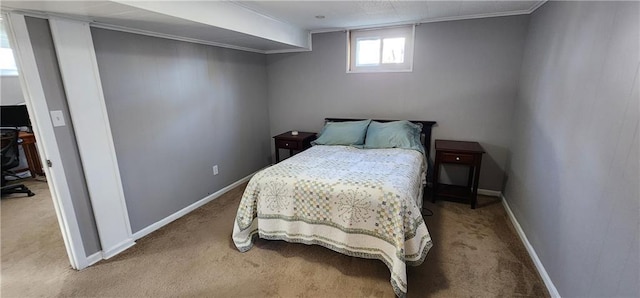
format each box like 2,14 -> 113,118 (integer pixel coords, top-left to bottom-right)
1,128 -> 35,197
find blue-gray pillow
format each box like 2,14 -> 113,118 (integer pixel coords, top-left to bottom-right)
364,120 -> 424,154
311,119 -> 371,146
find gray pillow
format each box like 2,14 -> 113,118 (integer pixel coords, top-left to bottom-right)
311,119 -> 371,146
364,120 -> 424,154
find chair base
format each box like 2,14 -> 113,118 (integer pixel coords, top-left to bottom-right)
1,183 -> 35,197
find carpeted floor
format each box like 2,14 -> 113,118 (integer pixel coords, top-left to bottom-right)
1,178 -> 549,297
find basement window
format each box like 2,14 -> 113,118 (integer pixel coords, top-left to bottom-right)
347,25 -> 415,73
0,20 -> 18,76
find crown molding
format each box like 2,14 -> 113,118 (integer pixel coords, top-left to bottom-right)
4,0 -> 547,54
310,1 -> 548,35
265,48 -> 312,54
0,8 -> 268,54
90,22 -> 267,54
529,0 -> 548,14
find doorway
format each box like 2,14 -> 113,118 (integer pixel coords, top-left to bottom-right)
1,15 -> 73,292
2,11 -> 138,274
1,12 -> 101,272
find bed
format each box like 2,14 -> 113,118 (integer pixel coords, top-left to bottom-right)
232,118 -> 436,297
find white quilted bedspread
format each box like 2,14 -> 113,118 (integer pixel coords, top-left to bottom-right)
232,145 -> 432,296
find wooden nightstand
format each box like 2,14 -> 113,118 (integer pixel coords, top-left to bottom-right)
273,131 -> 316,163
432,140 -> 485,209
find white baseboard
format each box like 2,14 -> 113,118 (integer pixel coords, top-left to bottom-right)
102,238 -> 135,259
85,251 -> 103,267
501,194 -> 561,298
132,170 -> 259,240
478,188 -> 502,197
75,170 -> 259,268
74,250 -> 104,270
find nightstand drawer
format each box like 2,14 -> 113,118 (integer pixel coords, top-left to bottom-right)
276,139 -> 300,150
441,152 -> 474,164
273,131 -> 316,163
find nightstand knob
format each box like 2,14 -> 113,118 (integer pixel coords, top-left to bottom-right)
456,157 -> 460,160
285,143 -> 289,146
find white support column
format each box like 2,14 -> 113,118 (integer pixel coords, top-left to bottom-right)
48,17 -> 134,258
5,12 -> 86,269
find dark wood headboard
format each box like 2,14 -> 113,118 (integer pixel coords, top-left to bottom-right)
324,118 -> 437,157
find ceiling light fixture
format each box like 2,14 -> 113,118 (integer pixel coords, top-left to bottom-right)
315,15 -> 325,19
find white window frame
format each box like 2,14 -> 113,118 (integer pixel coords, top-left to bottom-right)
347,25 -> 415,73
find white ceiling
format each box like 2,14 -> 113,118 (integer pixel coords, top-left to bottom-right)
0,1 -> 545,53
235,1 -> 543,32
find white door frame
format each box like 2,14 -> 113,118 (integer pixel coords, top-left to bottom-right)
4,12 -> 89,269
6,11 -> 137,267
48,17 -> 134,258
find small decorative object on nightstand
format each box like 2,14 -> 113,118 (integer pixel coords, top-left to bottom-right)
273,131 -> 316,163
432,139 -> 485,209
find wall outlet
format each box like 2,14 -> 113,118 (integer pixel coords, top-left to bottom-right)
213,165 -> 219,175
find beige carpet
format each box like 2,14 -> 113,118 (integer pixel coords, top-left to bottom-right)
2,178 -> 549,297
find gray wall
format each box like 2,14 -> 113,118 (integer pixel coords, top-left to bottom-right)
0,76 -> 24,105
92,28 -> 272,233
266,16 -> 529,191
505,2 -> 639,297
25,17 -> 101,256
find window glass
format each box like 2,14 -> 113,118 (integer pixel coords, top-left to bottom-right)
0,20 -> 18,76
356,38 -> 381,66
382,38 -> 405,64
